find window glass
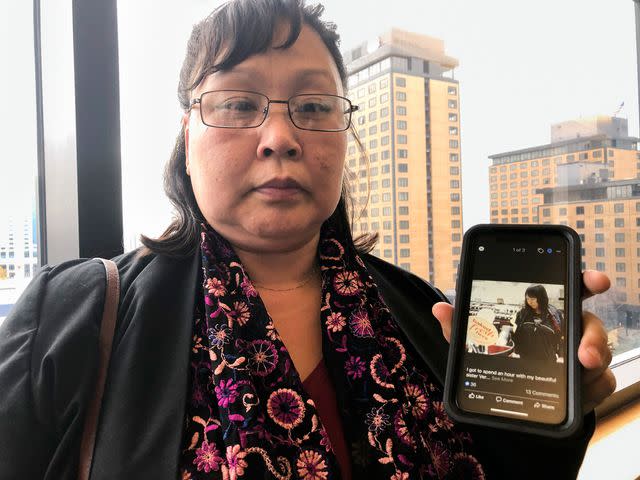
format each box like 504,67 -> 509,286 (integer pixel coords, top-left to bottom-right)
0,2 -> 40,324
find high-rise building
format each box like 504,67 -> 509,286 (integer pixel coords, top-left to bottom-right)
344,29 -> 462,291
537,178 -> 640,305
488,116 -> 639,225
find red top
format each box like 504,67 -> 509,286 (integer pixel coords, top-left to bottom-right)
302,359 -> 352,480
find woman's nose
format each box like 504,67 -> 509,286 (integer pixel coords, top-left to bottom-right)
256,104 -> 302,160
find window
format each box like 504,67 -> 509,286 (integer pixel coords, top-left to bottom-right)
450,180 -> 460,188
451,206 -> 460,215
396,91 -> 406,101
397,135 -> 407,144
395,77 -> 406,87
448,99 -> 457,108
450,153 -> 459,162
615,248 -> 625,257
400,248 -> 410,258
380,121 -> 389,131
397,149 -> 408,158
397,178 -> 408,187
614,218 -> 624,228
615,233 -> 625,242
576,220 -> 585,229
595,233 -> 605,242
614,203 -> 624,213
381,179 -> 391,188
398,163 -> 408,173
594,205 -> 604,214
380,107 -> 389,117
449,127 -> 458,135
449,140 -> 459,148
576,206 -> 584,215
382,193 -> 391,201
379,93 -> 389,103
399,235 -> 410,243
616,264 -> 626,273
368,97 -> 377,108
399,221 -> 409,229
596,248 -> 605,257
396,106 -> 406,115
450,167 -> 459,175
382,207 -> 391,215
397,120 -> 407,130
381,136 -> 389,146
595,219 -> 604,228
449,113 -> 458,122
398,192 -> 409,201
368,83 -> 376,94
448,86 -> 457,95
369,125 -> 377,135
596,262 -> 606,271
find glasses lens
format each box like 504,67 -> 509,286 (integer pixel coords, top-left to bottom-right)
200,91 -> 266,128
289,95 -> 351,131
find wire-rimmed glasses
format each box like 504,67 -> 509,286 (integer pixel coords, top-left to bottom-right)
188,90 -> 358,132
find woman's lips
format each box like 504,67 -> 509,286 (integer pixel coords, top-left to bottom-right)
254,178 -> 305,201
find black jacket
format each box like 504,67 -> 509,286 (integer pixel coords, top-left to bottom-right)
0,250 -> 593,479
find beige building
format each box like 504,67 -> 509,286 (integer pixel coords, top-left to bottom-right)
488,116 -> 639,224
537,179 -> 640,305
344,29 -> 462,291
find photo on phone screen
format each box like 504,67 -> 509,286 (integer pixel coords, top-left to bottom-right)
453,229 -> 576,426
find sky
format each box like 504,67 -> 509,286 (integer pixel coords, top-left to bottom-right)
1,0 -> 638,246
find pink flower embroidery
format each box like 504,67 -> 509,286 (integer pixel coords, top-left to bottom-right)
267,388 -> 306,430
193,440 -> 223,473
205,277 -> 226,297
215,378 -> 239,408
365,407 -> 390,433
403,383 -> 429,420
333,270 -> 361,296
222,444 -> 248,480
240,277 -> 258,298
391,472 -> 410,480
345,356 -> 366,380
296,449 -> 329,480
349,309 -> 374,337
228,301 -> 251,326
246,340 -> 278,377
326,312 -> 346,332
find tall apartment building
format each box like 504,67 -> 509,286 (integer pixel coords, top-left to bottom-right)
488,116 -> 639,224
537,178 -> 640,305
344,29 -> 462,291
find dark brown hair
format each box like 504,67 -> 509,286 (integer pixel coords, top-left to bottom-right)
141,0 -> 375,257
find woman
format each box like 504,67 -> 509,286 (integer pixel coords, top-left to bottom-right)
512,285 -> 564,364
0,1 -> 615,478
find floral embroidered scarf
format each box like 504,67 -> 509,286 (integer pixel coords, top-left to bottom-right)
180,225 -> 484,479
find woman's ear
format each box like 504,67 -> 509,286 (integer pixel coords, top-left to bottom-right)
183,113 -> 191,176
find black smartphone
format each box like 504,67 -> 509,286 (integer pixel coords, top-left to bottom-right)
444,224 -> 582,437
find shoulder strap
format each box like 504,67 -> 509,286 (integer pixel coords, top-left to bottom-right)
77,258 -> 120,480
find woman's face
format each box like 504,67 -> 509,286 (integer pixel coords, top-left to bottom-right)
184,24 -> 347,254
526,295 -> 539,310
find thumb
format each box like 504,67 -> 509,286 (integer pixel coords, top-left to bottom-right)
432,302 -> 454,343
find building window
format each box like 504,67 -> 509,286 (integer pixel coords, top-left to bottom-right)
380,77 -> 389,88
542,208 -> 550,217
400,248 -> 410,258
615,263 -> 626,273
381,179 -> 391,188
596,262 -> 606,271
395,77 -> 406,87
449,113 -> 458,121
397,135 -> 407,144
450,167 -> 459,175
449,140 -> 459,148
576,220 -> 585,229
595,219 -> 604,228
614,203 -> 624,213
451,193 -> 460,201
397,163 -> 408,173
397,120 -> 407,130
450,153 -> 459,162
398,178 -> 408,187
399,221 -> 409,229
450,180 -> 460,188
369,139 -> 377,149
559,208 -> 567,216
381,136 -> 390,146
448,100 -> 457,108
448,86 -> 457,95
368,97 -> 377,108
615,233 -> 625,242
380,121 -> 389,131
576,206 -> 584,215
594,205 -> 604,214
396,106 -> 406,115
596,248 -> 605,257
398,149 -> 408,158
381,150 -> 390,160
451,206 -> 460,215
614,218 -> 624,228
383,221 -> 392,229
399,235 -> 410,243
595,233 -> 605,242
452,220 -> 461,228
368,83 -> 377,94
382,193 -> 391,201
449,127 -> 458,135
369,125 -> 378,135
380,107 -> 389,117
398,192 -> 409,201
383,249 -> 392,258
396,91 -> 406,101
380,93 -> 389,103
615,277 -> 626,287
383,235 -> 392,244
615,248 -> 625,257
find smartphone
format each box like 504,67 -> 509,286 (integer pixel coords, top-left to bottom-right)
444,224 -> 582,437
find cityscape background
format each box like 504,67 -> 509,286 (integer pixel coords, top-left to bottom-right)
1,1 -> 639,359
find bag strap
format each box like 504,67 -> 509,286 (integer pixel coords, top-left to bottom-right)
77,258 -> 120,480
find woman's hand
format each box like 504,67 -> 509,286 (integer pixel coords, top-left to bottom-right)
432,270 -> 616,413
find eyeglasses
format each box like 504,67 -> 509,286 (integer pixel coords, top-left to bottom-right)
188,90 -> 358,132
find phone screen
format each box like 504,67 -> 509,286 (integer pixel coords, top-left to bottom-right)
455,230 -> 571,425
